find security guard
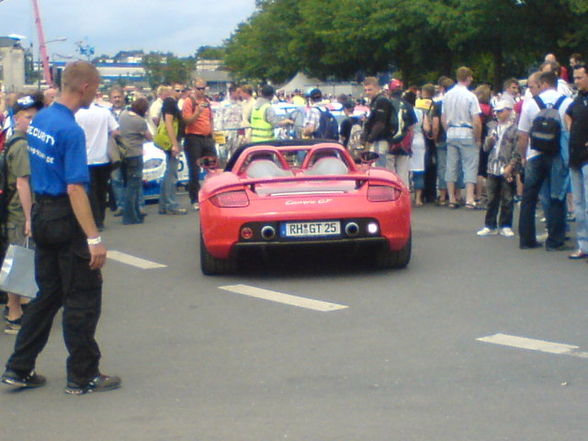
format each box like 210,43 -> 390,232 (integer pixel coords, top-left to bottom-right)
1,61 -> 121,395
250,85 -> 292,142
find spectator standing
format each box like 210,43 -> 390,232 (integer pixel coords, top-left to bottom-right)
569,53 -> 584,71
474,84 -> 493,207
339,101 -> 361,149
540,61 -> 574,97
1,61 -> 120,394
249,85 -> 292,143
107,87 -> 128,216
410,100 -> 427,206
431,76 -> 455,205
119,97 -> 152,224
302,88 -> 324,138
2,96 -> 42,334
220,84 -> 244,158
517,71 -> 572,250
386,80 -> 418,187
239,84 -> 256,144
75,100 -> 119,230
182,78 -> 215,211
545,53 -> 569,83
147,85 -> 170,136
442,66 -> 482,209
565,63 -> 588,259
42,87 -> 58,107
477,100 -> 520,237
361,78 -> 394,168
158,83 -> 187,215
500,78 -> 521,109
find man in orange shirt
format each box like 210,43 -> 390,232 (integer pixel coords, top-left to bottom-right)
182,78 -> 216,210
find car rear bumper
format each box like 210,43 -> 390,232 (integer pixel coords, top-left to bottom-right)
231,236 -> 389,259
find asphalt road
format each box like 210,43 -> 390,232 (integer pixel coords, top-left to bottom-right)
1,196 -> 586,441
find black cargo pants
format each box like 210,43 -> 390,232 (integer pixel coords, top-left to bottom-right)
6,195 -> 102,386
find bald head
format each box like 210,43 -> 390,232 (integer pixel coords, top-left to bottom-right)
62,61 -> 100,93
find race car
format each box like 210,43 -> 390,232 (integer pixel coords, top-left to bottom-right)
142,141 -> 190,200
198,139 -> 411,274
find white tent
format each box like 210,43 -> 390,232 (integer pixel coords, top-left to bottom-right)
277,72 -> 323,94
278,71 -> 363,98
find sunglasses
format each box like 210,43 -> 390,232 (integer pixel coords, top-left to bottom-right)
174,89 -> 182,92
195,87 -> 206,91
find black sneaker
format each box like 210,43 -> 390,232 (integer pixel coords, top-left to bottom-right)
64,374 -> 121,395
1,369 -> 47,388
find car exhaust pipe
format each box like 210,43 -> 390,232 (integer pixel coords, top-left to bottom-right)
345,222 -> 359,237
261,225 -> 276,240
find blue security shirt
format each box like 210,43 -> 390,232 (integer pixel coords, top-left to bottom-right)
27,102 -> 89,196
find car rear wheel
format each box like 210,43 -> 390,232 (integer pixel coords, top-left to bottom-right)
375,231 -> 411,269
200,234 -> 237,275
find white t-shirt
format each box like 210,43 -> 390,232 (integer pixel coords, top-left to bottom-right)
75,102 -> 119,165
517,88 -> 571,159
442,84 -> 481,139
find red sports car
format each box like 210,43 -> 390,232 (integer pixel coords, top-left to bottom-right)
198,140 -> 411,274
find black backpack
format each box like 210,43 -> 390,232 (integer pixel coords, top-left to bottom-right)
389,98 -> 413,144
314,108 -> 339,140
0,135 -> 25,225
530,95 -> 567,155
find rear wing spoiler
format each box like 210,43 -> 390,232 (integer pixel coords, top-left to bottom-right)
207,174 -> 405,196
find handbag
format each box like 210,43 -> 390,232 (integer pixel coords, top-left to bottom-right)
153,118 -> 179,151
0,238 -> 38,298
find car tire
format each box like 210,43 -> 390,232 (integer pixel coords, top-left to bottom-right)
200,234 -> 237,275
375,231 -> 411,269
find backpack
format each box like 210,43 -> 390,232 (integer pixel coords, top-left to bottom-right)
529,95 -> 566,155
314,107 -> 339,140
0,135 -> 25,225
389,98 -> 413,145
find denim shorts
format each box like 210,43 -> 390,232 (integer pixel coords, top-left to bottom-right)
445,138 -> 479,184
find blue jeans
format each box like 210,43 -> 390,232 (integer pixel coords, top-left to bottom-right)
570,164 -> 588,253
159,151 -> 180,212
123,156 -> 144,224
519,154 -> 568,248
111,167 -> 125,211
112,165 -> 145,211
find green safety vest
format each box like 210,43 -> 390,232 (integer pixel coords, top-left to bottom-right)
250,103 -> 274,142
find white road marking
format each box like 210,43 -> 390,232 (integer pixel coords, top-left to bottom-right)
478,333 -> 587,359
219,284 -> 348,312
107,250 -> 167,269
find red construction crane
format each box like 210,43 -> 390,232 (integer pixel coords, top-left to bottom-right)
31,0 -> 52,86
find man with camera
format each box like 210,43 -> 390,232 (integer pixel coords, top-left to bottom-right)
182,78 -> 215,211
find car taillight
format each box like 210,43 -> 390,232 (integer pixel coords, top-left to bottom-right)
210,190 -> 249,208
367,185 -> 401,202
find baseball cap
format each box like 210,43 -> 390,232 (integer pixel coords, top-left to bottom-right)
12,95 -> 44,114
493,100 -> 512,112
307,88 -> 322,100
388,79 -> 404,91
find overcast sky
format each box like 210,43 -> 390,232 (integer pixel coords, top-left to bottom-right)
0,0 -> 257,58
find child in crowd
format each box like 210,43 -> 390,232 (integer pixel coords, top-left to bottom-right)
477,101 -> 520,237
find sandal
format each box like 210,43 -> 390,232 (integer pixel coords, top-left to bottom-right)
448,202 -> 460,209
465,203 -> 476,210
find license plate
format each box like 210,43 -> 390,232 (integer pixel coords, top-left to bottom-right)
281,221 -> 340,238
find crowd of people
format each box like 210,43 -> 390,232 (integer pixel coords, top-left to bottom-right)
0,52 -> 586,391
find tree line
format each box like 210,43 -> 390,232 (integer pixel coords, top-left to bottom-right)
221,0 -> 588,88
